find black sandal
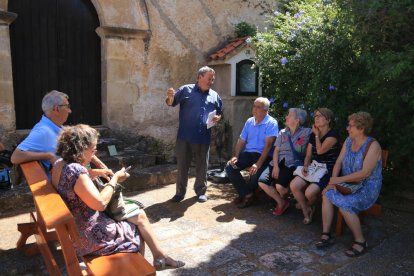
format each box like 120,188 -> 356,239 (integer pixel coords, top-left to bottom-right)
345,241 -> 368,257
315,232 -> 334,249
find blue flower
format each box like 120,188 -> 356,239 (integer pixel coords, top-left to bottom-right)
283,102 -> 289,108
329,84 -> 336,91
332,19 -> 338,27
275,31 -> 284,35
310,112 -> 314,117
281,57 -> 288,65
269,98 -> 275,104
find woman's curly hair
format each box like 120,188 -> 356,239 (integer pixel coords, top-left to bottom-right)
56,124 -> 99,163
348,111 -> 373,135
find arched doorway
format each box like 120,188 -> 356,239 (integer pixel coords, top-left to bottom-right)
9,0 -> 101,129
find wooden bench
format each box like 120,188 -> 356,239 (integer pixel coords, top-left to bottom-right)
335,150 -> 389,236
16,161 -> 156,276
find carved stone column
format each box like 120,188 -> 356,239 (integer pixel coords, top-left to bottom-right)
0,10 -> 17,133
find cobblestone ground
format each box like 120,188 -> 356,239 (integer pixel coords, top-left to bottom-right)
1,179 -> 414,275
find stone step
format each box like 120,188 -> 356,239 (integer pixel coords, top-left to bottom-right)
0,164 -> 177,216
97,150 -> 158,170
0,184 -> 34,216
122,164 -> 177,192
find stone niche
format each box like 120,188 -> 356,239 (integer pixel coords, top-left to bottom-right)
208,38 -> 262,158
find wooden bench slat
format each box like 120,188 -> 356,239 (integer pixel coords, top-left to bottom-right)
84,252 -> 156,276
20,162 -> 73,229
18,161 -> 156,276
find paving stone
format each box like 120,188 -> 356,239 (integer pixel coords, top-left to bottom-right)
216,259 -> 257,275
231,228 -> 290,256
181,241 -> 245,268
2,179 -> 414,275
259,245 -> 313,273
251,272 -> 278,276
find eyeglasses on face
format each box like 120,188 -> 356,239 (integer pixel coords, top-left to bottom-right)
58,104 -> 71,109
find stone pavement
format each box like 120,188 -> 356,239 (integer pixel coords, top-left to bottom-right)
1,178 -> 414,275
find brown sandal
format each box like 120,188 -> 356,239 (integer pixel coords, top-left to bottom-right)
153,256 -> 185,270
345,241 -> 368,257
315,232 -> 334,249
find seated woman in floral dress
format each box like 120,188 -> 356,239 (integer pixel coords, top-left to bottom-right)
316,112 -> 382,257
290,108 -> 340,224
51,124 -> 184,269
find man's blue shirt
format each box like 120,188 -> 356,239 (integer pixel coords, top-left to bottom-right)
240,114 -> 278,154
17,115 -> 62,169
172,84 -> 223,144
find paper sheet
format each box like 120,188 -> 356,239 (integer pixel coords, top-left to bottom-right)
206,110 -> 217,129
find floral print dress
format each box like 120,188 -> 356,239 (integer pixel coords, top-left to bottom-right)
57,163 -> 140,256
325,137 -> 382,214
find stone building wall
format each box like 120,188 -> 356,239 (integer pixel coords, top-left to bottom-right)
0,0 -> 276,150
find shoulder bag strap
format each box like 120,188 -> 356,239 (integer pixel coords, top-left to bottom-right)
288,134 -> 303,160
362,138 -> 375,160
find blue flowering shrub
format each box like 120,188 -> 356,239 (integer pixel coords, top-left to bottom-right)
253,0 -> 414,190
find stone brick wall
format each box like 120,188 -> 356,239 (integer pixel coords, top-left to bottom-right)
0,0 -> 276,152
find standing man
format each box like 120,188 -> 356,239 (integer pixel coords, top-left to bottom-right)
166,66 -> 223,203
225,97 -> 278,208
11,90 -> 110,179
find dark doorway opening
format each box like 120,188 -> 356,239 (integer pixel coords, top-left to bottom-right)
10,0 -> 101,129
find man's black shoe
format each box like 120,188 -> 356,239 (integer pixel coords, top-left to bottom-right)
170,195 -> 184,202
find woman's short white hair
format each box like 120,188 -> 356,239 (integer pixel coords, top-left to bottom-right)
42,90 -> 69,115
254,97 -> 270,110
289,108 -> 307,125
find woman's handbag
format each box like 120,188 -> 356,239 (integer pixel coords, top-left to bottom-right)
336,139 -> 375,195
94,177 -> 144,221
293,160 -> 328,183
336,181 -> 365,195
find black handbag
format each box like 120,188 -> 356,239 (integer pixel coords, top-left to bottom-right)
94,177 -> 144,221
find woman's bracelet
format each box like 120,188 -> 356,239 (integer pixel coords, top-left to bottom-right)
106,183 -> 116,190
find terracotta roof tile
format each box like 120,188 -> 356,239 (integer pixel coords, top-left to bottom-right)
208,37 -> 250,61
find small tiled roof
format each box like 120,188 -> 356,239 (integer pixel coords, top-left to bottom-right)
208,37 -> 250,61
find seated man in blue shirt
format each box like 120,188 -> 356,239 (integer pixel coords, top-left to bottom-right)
11,90 -> 110,179
166,66 -> 223,203
225,97 -> 278,208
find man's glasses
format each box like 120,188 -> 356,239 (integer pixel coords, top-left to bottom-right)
58,104 -> 71,109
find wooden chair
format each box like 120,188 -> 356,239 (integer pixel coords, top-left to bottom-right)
335,149 -> 389,236
16,161 -> 155,276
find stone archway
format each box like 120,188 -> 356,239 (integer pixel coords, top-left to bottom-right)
0,0 -> 151,133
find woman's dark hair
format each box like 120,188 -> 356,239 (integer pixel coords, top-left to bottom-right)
315,107 -> 334,127
56,124 -> 99,163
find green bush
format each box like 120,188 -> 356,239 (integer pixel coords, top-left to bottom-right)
253,0 -> 414,191
234,22 -> 257,37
